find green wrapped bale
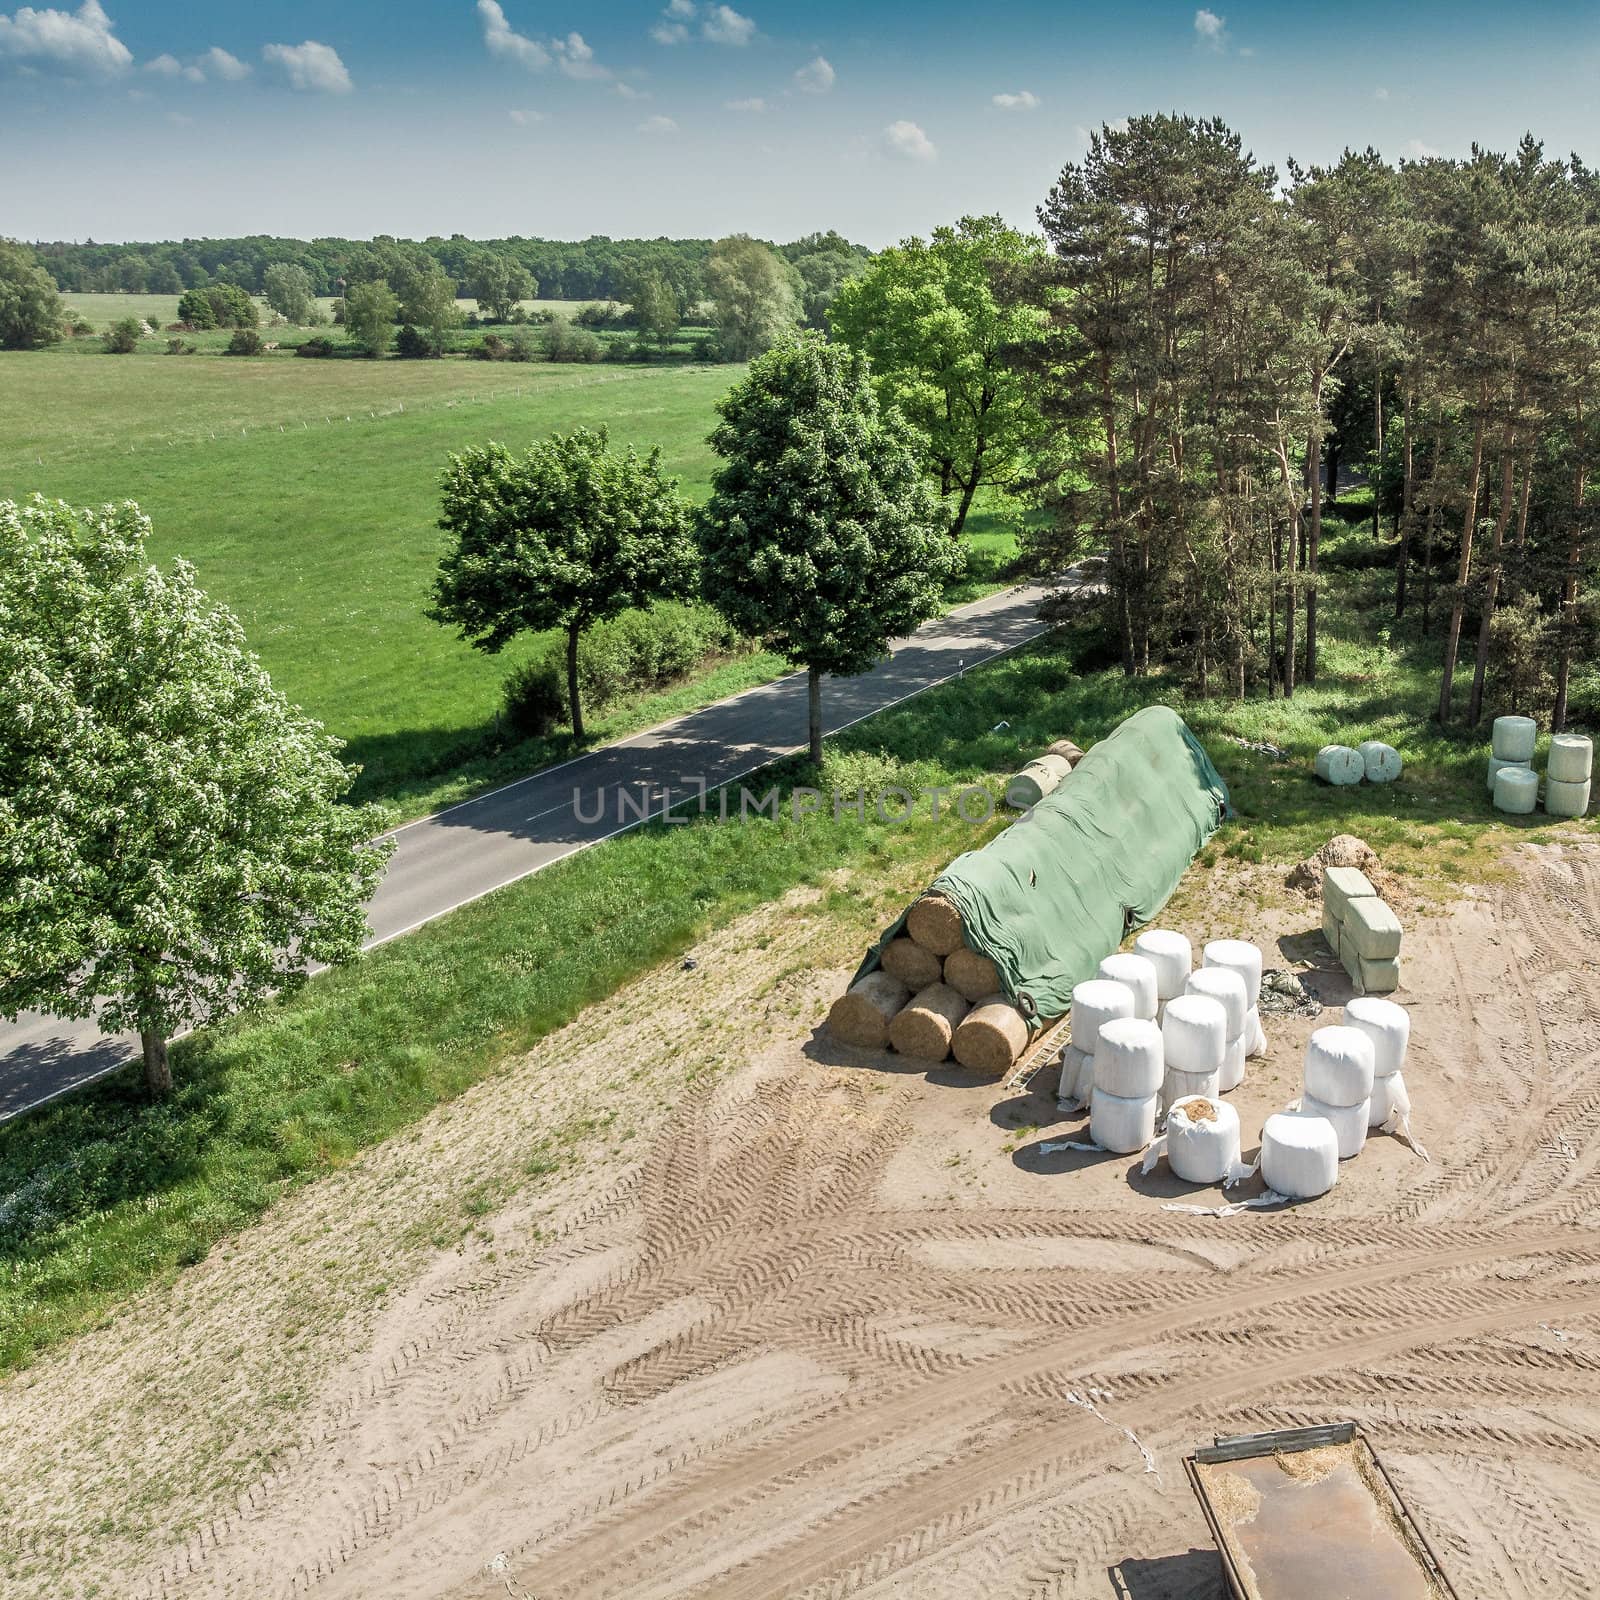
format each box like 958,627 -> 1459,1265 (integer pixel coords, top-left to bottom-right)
1343,896 -> 1402,962
1322,865 -> 1377,921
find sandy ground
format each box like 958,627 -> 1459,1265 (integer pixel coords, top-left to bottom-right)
7,842 -> 1600,1600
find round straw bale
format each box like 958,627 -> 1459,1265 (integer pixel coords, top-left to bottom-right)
944,944 -> 1002,1001
906,892 -> 964,956
889,981 -> 970,1062
828,971 -> 911,1049
881,935 -> 942,991
1005,754 -> 1071,809
1046,738 -> 1085,766
952,993 -> 1029,1072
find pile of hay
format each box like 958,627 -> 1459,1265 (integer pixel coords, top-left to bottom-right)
827,888 -> 1035,1074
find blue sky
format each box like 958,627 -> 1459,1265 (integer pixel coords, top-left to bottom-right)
2,1 -> 1597,246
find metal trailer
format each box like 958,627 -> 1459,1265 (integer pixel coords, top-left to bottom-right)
1184,1421 -> 1461,1600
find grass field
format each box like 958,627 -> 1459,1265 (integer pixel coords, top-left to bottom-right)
1,343 -> 1019,814
1,508 -> 1593,1370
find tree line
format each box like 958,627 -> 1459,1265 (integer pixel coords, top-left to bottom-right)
26,231 -> 870,313
1001,115 -> 1600,730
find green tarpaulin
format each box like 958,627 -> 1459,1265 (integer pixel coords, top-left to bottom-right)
858,705 -> 1229,1024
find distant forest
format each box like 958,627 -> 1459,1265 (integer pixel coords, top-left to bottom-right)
29,233 -> 872,307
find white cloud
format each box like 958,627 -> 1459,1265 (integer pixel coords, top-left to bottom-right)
551,30 -> 607,79
793,54 -> 832,93
614,80 -> 648,99
0,0 -> 131,77
1403,137 -> 1441,159
507,107 -> 545,124
198,45 -> 249,80
638,112 -> 678,134
651,0 -> 693,44
478,0 -> 549,68
262,39 -> 351,93
883,119 -> 935,162
146,44 -> 250,83
1374,85 -> 1390,101
1193,8 -> 1227,49
724,95 -> 765,111
701,4 -> 754,45
1073,122 -> 1092,145
992,89 -> 1038,111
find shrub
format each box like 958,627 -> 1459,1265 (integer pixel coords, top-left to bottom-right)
394,323 -> 431,359
472,333 -> 510,361
501,657 -> 569,737
101,317 -> 142,354
225,327 -> 263,356
541,316 -> 603,363
294,336 -> 334,358
502,604 -> 751,734
66,312 -> 94,337
176,287 -> 217,330
508,326 -> 539,362
165,337 -> 197,355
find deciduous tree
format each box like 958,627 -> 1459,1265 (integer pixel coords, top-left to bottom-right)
0,498 -> 391,1097
0,239 -> 64,350
697,334 -> 962,762
705,236 -> 800,361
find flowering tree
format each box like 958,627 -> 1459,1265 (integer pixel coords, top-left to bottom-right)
0,498 -> 392,1097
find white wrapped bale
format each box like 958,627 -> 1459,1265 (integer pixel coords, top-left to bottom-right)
1314,744 -> 1365,785
1245,1006 -> 1267,1058
1358,740 -> 1402,783
1486,754 -> 1531,792
1096,952 -> 1159,1021
888,982 -> 970,1062
1343,995 -> 1409,1077
1353,952 -> 1401,995
1202,940 -> 1263,1005
829,971 -> 911,1049
1059,1044 -> 1095,1108
1369,1071 -> 1410,1129
1303,1025 -> 1376,1107
880,936 -> 943,992
1218,1032 -> 1246,1093
1185,967 -> 1247,1040
943,945 -> 1002,1001
1005,753 -> 1073,809
1343,896 -> 1402,962
1162,993 -> 1228,1074
952,996 -> 1030,1073
1090,1087 -> 1158,1153
1165,1096 -> 1241,1184
1545,776 -> 1591,818
1260,1110 -> 1340,1199
1548,733 -> 1593,784
1070,978 -> 1136,1055
1133,928 -> 1193,1000
1494,765 -> 1539,815
1093,1017 -> 1164,1098
1322,865 -> 1377,921
1301,1091 -> 1371,1159
1492,714 -> 1537,762
1164,1063 -> 1221,1111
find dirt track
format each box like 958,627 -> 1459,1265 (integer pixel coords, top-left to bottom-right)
12,845 -> 1600,1599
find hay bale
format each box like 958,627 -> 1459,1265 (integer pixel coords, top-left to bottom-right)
828,971 -> 911,1049
1046,738 -> 1085,767
1005,753 -> 1072,809
1548,733 -> 1593,784
944,945 -> 1002,1001
889,981 -> 970,1061
1357,740 -> 1402,783
1491,715 -> 1537,762
1487,754 -> 1532,793
1493,764 -> 1538,815
906,892 -> 964,956
1545,775 -> 1591,817
952,993 -> 1030,1072
1322,864 -> 1376,921
881,936 -> 942,991
1314,745 -> 1365,785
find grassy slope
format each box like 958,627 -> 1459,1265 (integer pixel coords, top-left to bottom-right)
3,516 -> 1592,1371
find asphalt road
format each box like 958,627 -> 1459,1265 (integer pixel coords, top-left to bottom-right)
0,582 -> 1054,1119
